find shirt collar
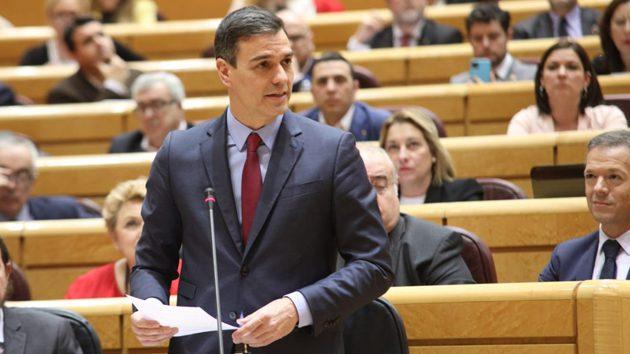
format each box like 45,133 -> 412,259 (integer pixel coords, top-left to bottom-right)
226,106 -> 283,152
494,53 -> 514,81
392,20 -> 424,45
597,225 -> 630,257
0,203 -> 32,222
318,104 -> 355,131
140,120 -> 188,152
549,5 -> 580,27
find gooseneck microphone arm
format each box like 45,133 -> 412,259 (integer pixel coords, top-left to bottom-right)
204,188 -> 224,354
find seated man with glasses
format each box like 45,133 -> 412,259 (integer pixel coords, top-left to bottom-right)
0,131 -> 101,221
109,72 -> 193,153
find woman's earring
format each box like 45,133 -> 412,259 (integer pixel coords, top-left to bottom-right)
538,86 -> 545,94
582,87 -> 588,98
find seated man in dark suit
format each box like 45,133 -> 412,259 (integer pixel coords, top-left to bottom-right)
0,236 -> 83,353
451,3 -> 537,83
513,0 -> 600,39
540,129 -> 630,281
359,145 -> 475,285
302,52 -> 389,141
47,16 -> 142,104
109,72 -> 192,153
347,0 -> 462,51
0,131 -> 101,221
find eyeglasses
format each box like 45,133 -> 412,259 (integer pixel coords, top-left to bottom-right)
134,100 -> 176,114
368,175 -> 394,195
2,169 -> 34,186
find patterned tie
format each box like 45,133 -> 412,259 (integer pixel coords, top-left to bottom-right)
241,133 -> 263,247
599,239 -> 621,279
559,17 -> 569,37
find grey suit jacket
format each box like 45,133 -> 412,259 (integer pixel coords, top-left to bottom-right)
450,56 -> 537,83
512,7 -> 600,39
3,307 -> 82,354
390,214 -> 475,285
131,110 -> 393,353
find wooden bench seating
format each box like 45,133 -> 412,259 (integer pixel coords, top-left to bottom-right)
6,280 -> 630,353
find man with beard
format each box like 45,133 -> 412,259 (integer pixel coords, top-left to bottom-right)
0,131 -> 101,221
513,0 -> 600,39
347,0 -> 462,51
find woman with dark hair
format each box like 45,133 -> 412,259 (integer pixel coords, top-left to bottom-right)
508,39 -> 627,135
592,0 -> 630,74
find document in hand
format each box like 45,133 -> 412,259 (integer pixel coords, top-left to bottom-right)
127,295 -> 238,337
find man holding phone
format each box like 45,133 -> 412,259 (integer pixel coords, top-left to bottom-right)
47,16 -> 142,104
451,3 -> 536,83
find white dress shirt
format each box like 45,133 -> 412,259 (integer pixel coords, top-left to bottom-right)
550,5 -> 583,38
318,104 -> 355,131
591,226 -> 630,280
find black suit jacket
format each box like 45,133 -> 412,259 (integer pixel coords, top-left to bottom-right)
369,19 -> 462,48
389,214 -> 474,285
108,122 -> 195,153
19,40 -> 145,66
424,178 -> 484,203
3,307 -> 83,354
47,68 -> 142,104
513,7 -> 600,39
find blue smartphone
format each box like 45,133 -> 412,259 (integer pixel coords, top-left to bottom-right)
469,58 -> 491,83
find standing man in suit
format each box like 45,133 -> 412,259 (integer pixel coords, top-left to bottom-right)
451,3 -> 537,83
347,0 -> 462,51
130,7 -> 392,353
513,0 -> 600,39
0,131 -> 101,221
302,52 -> 389,141
109,72 -> 193,153
0,237 -> 83,353
47,16 -> 142,104
359,145 -> 474,285
540,129 -> 630,281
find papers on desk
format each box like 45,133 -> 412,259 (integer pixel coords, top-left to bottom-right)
127,295 -> 237,337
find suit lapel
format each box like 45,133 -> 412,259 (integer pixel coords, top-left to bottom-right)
575,232 -> 599,280
3,308 -> 26,354
200,112 -> 244,254
542,14 -> 555,37
243,113 -> 303,257
348,104 -> 368,140
418,20 -> 434,45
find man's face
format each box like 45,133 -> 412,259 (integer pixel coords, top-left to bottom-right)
48,0 -> 84,36
0,145 -> 35,219
70,21 -> 115,70
388,0 -> 426,26
363,153 -> 400,234
310,60 -> 358,122
585,146 -> 630,238
134,82 -> 184,149
282,16 -> 315,69
468,20 -> 509,67
548,0 -> 578,16
216,31 -> 294,127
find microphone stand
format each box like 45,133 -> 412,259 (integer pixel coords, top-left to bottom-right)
204,188 -> 224,354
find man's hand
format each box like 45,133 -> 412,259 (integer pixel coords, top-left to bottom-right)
130,311 -> 178,346
232,297 -> 298,348
97,55 -> 131,84
353,13 -> 387,44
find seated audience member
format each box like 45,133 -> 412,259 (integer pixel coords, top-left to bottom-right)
109,72 -> 192,153
302,52 -> 389,141
0,237 -> 83,352
66,177 -> 179,298
91,0 -> 162,24
20,0 -> 144,66
451,3 -> 537,83
347,0 -> 462,51
592,0 -> 630,75
540,130 -> 630,281
0,83 -> 19,106
0,131 -> 101,221
508,40 -> 627,135
47,16 -> 142,103
513,0 -> 600,39
277,10 -> 315,92
380,109 -> 484,205
359,146 -> 475,285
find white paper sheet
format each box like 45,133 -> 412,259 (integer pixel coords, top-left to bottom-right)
127,295 -> 237,337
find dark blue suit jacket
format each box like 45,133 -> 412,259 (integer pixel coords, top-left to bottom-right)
539,231 -> 599,281
301,102 -> 389,141
131,110 -> 392,353
27,196 -> 101,220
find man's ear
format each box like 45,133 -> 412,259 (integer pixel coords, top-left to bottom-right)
352,79 -> 360,93
507,28 -> 513,40
5,262 -> 13,279
216,58 -> 233,88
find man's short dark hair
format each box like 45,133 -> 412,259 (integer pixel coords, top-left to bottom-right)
310,51 -> 355,79
63,16 -> 100,52
0,237 -> 10,265
465,3 -> 511,34
214,6 -> 284,67
588,130 -> 630,152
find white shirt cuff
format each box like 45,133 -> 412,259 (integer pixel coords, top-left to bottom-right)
284,291 -> 313,328
347,36 -> 371,51
103,78 -> 128,95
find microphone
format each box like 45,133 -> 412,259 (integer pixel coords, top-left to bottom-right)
203,188 -> 224,354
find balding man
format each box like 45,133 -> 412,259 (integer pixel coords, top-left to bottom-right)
277,9 -> 316,92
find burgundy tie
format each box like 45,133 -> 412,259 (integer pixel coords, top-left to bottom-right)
241,133 -> 263,246
400,33 -> 412,47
